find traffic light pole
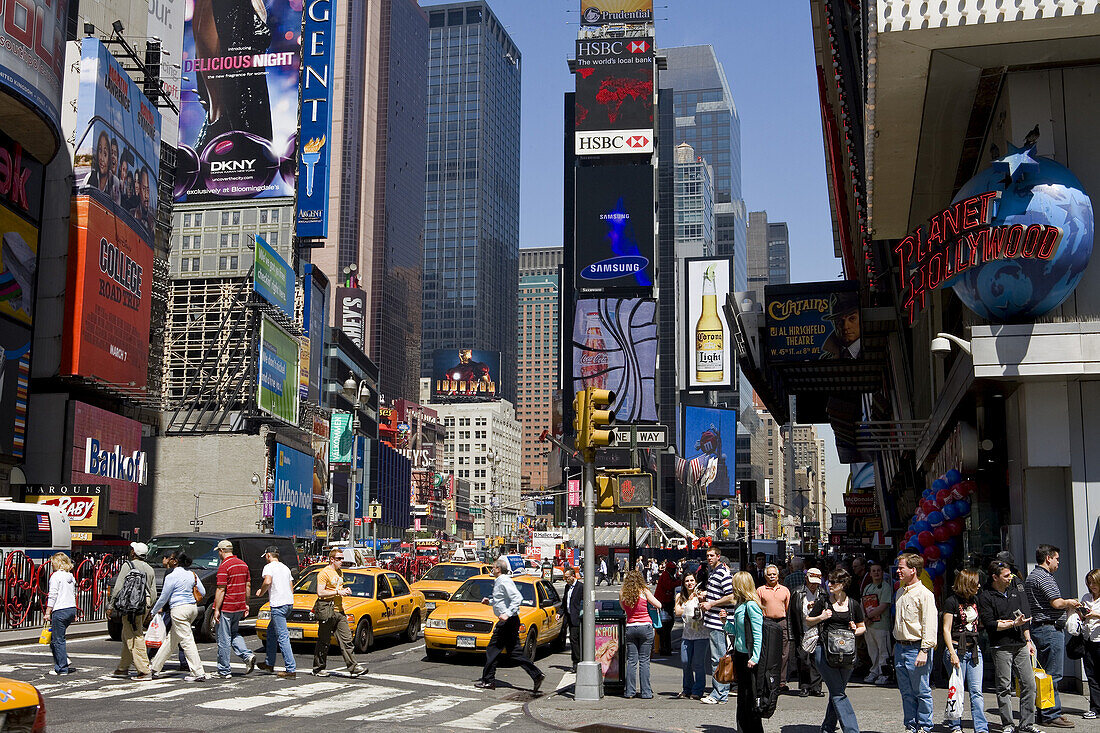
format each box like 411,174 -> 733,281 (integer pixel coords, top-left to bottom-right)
576,452 -> 602,701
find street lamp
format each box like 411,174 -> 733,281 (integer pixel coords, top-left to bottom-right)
343,377 -> 372,554
486,447 -> 502,547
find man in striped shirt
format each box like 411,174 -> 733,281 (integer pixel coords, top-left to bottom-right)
1025,543 -> 1080,728
698,547 -> 736,704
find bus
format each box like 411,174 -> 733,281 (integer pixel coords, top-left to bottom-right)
0,499 -> 72,560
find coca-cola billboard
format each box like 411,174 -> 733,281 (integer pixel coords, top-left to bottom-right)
22,484 -> 109,530
572,298 -> 657,422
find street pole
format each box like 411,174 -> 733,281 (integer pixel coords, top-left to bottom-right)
349,413 -> 358,548
576,453 -> 601,701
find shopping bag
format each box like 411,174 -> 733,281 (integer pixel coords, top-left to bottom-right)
944,665 -> 963,721
1035,666 -> 1055,710
144,613 -> 166,649
38,626 -> 52,645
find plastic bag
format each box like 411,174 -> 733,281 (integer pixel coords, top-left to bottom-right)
38,626 -> 52,645
944,664 -> 963,720
144,613 -> 166,649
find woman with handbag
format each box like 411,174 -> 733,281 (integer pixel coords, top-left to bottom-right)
149,552 -> 207,681
807,568 -> 866,733
1079,568 -> 1100,720
725,571 -> 765,733
44,553 -> 78,675
942,569 -> 989,732
674,573 -> 709,699
619,570 -> 661,699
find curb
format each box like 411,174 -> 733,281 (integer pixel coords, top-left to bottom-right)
0,621 -> 108,647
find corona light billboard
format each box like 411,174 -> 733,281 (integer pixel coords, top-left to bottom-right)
683,257 -> 733,388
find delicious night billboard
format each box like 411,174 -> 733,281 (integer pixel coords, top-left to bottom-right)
765,281 -> 861,362
431,349 -> 500,403
575,164 -> 655,289
174,0 -> 302,202
572,298 -> 657,422
0,0 -> 68,140
296,0 -> 336,238
73,39 -> 162,249
62,196 -> 154,389
684,257 -> 733,389
681,405 -> 737,498
580,0 -> 653,26
257,314 -> 300,425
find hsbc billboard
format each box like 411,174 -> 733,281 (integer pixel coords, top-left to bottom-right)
576,130 -> 653,155
574,36 -> 654,157
575,38 -> 654,67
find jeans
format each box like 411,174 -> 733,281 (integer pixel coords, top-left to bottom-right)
944,648 -> 989,732
991,644 -> 1035,729
815,646 -> 859,733
681,636 -> 708,696
1031,623 -> 1064,721
266,604 -> 296,672
708,628 -> 730,701
1082,638 -> 1100,713
894,641 -> 933,731
624,624 -> 654,698
49,607 -> 78,673
216,610 -> 254,675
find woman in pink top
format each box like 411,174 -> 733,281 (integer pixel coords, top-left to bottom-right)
619,570 -> 662,698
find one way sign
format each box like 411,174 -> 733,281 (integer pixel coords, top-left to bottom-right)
609,425 -> 669,448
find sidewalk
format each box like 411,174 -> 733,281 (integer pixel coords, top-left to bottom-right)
528,651 -> 1093,732
0,621 -> 107,646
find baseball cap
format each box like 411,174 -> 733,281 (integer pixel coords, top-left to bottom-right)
130,541 -> 148,558
216,540 -> 234,552
807,568 -> 822,579
996,551 -> 1016,566
262,545 -> 280,557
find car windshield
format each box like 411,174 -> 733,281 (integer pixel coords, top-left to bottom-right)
450,577 -> 537,606
146,537 -> 221,570
294,570 -> 375,599
421,564 -> 481,583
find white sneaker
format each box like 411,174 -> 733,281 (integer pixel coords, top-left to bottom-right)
183,675 -> 206,682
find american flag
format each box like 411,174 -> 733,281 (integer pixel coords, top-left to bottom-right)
688,456 -> 708,484
37,514 -> 50,531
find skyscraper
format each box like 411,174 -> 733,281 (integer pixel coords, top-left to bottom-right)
517,246 -> 563,495
747,211 -> 790,302
421,2 -> 521,403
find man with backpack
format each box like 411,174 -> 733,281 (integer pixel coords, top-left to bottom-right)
109,542 -> 156,680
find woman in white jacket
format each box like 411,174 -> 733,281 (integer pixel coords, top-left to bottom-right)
45,553 -> 78,675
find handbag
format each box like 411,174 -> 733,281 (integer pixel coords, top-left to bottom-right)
944,664 -> 963,721
824,625 -> 856,668
191,571 -> 203,603
714,634 -> 736,684
1034,665 -> 1056,709
38,626 -> 52,645
648,605 -> 662,629
800,625 -> 819,654
1067,633 -> 1086,660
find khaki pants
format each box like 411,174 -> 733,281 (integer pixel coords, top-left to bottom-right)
150,604 -> 205,677
117,614 -> 150,674
313,600 -> 357,672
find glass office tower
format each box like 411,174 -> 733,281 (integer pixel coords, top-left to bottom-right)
421,2 -> 521,402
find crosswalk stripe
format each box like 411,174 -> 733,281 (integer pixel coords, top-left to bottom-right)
369,672 -> 480,692
2,650 -> 119,660
347,693 -> 472,722
55,676 -> 176,699
449,701 -> 523,730
272,684 -> 406,717
198,681 -> 345,711
134,684 -> 243,702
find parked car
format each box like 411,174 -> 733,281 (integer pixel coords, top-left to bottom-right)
106,533 -> 300,642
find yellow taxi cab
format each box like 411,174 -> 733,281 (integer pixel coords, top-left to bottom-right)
423,573 -> 565,661
256,566 -> 426,652
0,676 -> 46,732
410,561 -> 492,614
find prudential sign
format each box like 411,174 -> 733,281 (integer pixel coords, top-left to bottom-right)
296,0 -> 336,239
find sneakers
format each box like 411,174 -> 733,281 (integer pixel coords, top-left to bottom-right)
214,671 -> 232,679
1083,710 -> 1099,720
183,675 -> 206,682
131,674 -> 153,682
277,671 -> 296,679
874,675 -> 890,686
312,669 -> 330,677
863,673 -> 878,684
256,661 -> 275,673
111,669 -> 130,678
700,696 -> 726,705
474,679 -> 496,690
244,656 -> 256,675
349,665 -> 367,677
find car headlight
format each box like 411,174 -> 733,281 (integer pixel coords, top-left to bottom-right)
258,610 -> 270,620
426,618 -> 447,629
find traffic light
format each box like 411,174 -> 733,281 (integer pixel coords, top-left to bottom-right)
614,473 -> 653,510
572,390 -> 588,450
596,474 -> 615,512
586,388 -> 616,449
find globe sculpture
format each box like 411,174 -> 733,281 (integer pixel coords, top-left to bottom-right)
946,144 -> 1093,321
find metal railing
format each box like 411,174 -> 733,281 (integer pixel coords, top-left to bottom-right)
0,551 -> 122,632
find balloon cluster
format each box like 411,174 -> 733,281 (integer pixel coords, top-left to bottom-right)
901,468 -> 974,578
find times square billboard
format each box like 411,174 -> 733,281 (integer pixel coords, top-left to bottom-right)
580,0 -> 653,26
574,164 -> 655,290
431,349 -> 501,403
173,0 -> 302,202
574,36 -> 654,156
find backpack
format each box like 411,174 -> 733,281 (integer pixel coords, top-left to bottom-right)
113,560 -> 149,616
745,608 -> 784,719
824,625 -> 857,668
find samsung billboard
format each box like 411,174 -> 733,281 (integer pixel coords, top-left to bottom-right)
574,164 -> 655,290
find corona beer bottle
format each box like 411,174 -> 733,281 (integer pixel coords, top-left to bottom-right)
695,264 -> 724,382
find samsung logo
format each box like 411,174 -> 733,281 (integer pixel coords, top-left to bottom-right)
581,256 -> 649,280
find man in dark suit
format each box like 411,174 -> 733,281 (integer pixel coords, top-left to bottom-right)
562,566 -> 583,672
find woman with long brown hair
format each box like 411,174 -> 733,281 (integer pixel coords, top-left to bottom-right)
619,569 -> 662,698
943,568 -> 988,732
674,573 -> 709,699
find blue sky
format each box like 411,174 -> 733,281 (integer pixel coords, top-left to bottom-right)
422,0 -> 849,511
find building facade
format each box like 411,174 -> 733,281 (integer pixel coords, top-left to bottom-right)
421,2 -> 521,404
747,211 -> 790,302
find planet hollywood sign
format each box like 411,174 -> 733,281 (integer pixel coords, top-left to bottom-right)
893,191 -> 1063,324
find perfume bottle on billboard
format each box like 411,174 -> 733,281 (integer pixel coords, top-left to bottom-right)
579,311 -> 609,390
695,264 -> 724,382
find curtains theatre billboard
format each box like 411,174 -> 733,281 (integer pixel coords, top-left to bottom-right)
574,36 -> 653,155
765,281 -> 861,362
575,165 -> 655,289
573,298 -> 657,422
174,0 -> 303,202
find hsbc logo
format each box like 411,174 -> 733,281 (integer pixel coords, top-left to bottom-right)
576,129 -> 654,155
575,37 -> 654,64
629,40 -> 650,54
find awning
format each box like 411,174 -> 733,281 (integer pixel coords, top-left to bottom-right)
564,527 -> 651,547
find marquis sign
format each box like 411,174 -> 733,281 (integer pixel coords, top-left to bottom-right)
894,143 -> 1093,324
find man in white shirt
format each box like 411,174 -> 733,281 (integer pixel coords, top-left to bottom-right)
475,556 -> 545,692
255,546 -> 297,678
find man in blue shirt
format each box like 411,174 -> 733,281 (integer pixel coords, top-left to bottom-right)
475,556 -> 545,692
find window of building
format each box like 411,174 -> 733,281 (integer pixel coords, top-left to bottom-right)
194,213 -> 203,226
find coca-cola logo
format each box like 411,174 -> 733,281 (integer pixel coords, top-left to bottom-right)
38,496 -> 98,524
579,353 -> 608,365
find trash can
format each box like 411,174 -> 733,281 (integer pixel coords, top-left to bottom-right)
594,600 -> 626,692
